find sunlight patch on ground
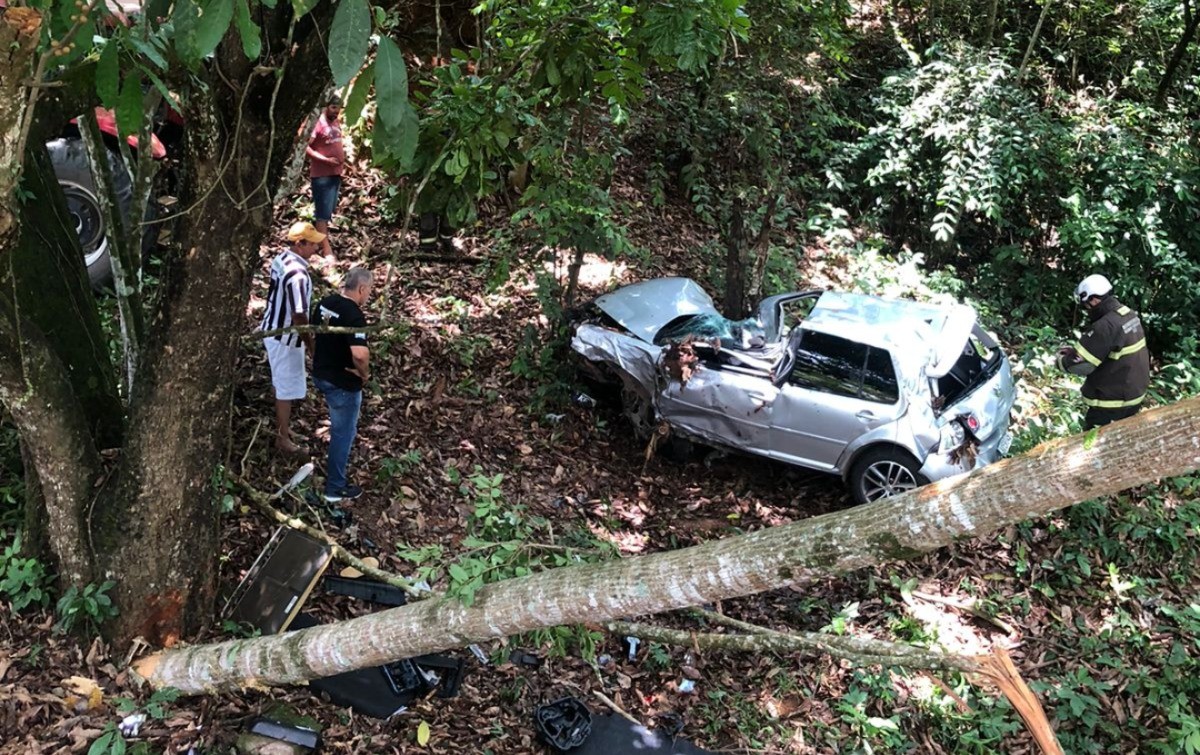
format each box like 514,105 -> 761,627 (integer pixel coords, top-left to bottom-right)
537,249 -> 631,294
886,582 -> 1010,707
901,582 -> 998,659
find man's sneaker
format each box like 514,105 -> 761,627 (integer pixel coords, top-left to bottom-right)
324,484 -> 363,503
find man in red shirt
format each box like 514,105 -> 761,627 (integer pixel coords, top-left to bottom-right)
306,95 -> 345,257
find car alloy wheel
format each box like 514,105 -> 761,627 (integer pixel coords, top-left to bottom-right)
861,459 -> 920,501
59,180 -> 108,266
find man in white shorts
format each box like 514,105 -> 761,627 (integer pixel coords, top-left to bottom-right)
260,222 -> 323,456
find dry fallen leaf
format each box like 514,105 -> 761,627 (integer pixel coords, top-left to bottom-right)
61,675 -> 105,711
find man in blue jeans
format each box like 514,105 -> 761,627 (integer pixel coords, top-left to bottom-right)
312,267 -> 373,502
306,95 -> 345,257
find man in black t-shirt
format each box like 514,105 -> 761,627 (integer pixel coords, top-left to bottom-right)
312,267 -> 373,502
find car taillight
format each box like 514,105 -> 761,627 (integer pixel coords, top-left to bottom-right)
962,414 -> 980,434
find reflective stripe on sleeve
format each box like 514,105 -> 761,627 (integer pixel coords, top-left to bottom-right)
1108,338 -> 1146,360
1083,394 -> 1145,408
1074,341 -> 1102,367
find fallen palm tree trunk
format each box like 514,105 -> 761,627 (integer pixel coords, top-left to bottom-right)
134,398 -> 1200,695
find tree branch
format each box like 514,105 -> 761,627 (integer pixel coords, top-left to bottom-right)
605,619 -> 983,674
247,322 -> 401,341
229,472 -> 426,597
80,110 -> 143,392
1155,0 -> 1200,106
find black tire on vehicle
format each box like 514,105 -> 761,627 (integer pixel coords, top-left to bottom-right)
848,446 -> 929,505
46,137 -> 133,289
620,383 -> 656,439
660,433 -> 694,463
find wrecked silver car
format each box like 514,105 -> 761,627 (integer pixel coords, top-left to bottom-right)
572,278 -> 1016,504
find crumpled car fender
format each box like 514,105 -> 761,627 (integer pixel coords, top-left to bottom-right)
571,324 -> 663,406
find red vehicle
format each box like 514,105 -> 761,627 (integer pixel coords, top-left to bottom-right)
48,106 -> 175,287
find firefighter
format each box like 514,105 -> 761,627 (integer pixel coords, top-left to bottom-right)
1056,274 -> 1151,429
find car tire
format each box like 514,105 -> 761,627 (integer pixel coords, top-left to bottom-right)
848,446 -> 929,505
660,434 -> 694,463
620,383 -> 656,439
47,137 -> 134,289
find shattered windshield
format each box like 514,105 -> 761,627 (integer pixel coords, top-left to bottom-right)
653,314 -> 768,351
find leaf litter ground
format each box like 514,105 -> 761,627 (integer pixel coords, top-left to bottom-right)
2,170 -> 1198,755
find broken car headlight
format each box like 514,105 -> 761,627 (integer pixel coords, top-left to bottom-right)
938,420 -> 966,453
938,414 -> 981,454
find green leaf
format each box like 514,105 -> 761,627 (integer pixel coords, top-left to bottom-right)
447,563 -> 469,582
417,720 -> 431,746
128,37 -> 167,70
374,36 -> 408,128
193,0 -> 235,60
87,731 -> 114,755
116,76 -> 144,140
233,0 -> 262,59
292,0 -> 320,18
172,0 -> 202,66
137,63 -> 182,111
329,0 -> 371,87
394,101 -> 419,171
96,41 -> 120,109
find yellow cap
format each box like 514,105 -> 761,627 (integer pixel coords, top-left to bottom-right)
287,221 -> 326,243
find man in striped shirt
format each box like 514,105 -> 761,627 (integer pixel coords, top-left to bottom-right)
261,221 -> 323,456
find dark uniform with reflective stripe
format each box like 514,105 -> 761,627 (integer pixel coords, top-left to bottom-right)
1058,296 -> 1150,429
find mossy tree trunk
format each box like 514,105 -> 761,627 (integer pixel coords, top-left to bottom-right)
0,7 -> 335,644
137,397 -> 1200,693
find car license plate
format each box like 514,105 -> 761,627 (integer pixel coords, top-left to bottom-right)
998,432 -> 1013,455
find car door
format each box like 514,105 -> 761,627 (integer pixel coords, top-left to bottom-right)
658,356 -> 777,454
769,330 -> 900,470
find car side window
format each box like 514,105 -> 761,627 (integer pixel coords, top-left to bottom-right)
861,347 -> 899,404
788,331 -> 867,398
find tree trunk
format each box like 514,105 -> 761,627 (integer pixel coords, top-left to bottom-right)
1156,0 -> 1200,107
136,397 -> 1200,693
90,156 -> 272,645
86,23 -> 335,643
1,16 -> 123,582
1018,0 -> 1054,79
0,7 -> 337,644
984,0 -> 1000,47
724,195 -> 747,319
0,296 -> 101,586
0,6 -> 40,244
745,194 -> 779,308
564,246 -> 586,309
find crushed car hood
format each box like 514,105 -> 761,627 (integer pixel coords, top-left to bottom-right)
594,278 -> 719,343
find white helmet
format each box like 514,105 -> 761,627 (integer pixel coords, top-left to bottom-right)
1075,274 -> 1112,302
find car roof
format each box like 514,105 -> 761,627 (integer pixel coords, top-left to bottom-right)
802,291 -> 978,376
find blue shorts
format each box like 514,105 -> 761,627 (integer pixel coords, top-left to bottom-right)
311,175 -> 341,222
